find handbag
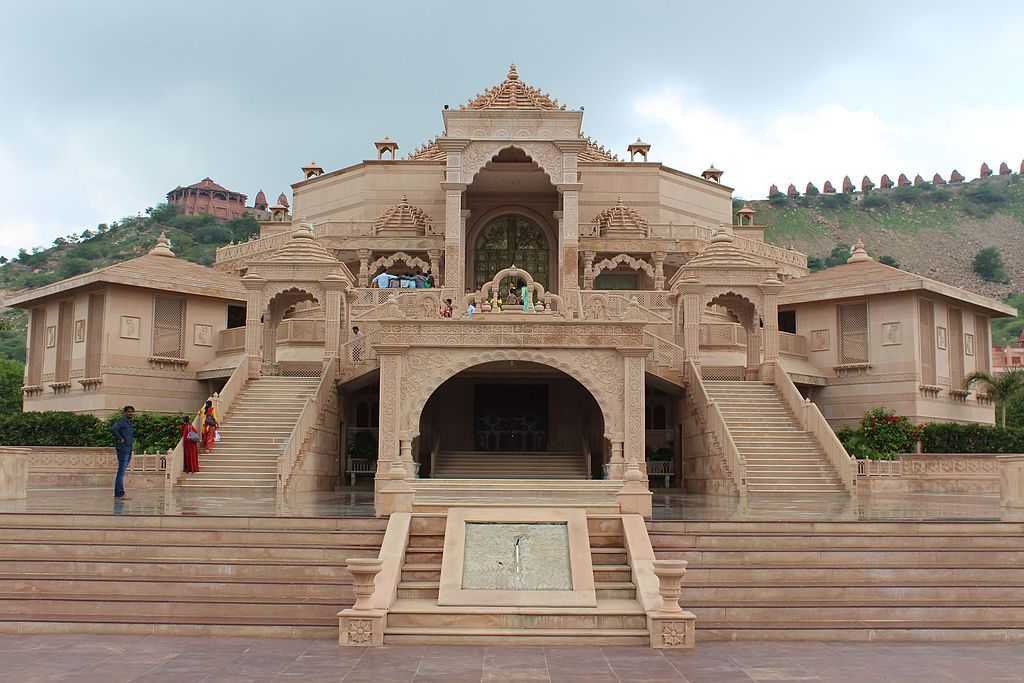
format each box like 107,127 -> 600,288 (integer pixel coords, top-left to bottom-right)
187,430 -> 200,443
214,429 -> 222,443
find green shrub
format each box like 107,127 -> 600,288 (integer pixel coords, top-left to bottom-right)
920,422 -> 1024,454
859,408 -> 919,456
768,192 -> 789,208
974,246 -> 1008,283
862,193 -> 888,209
820,193 -> 851,210
824,244 -> 852,268
0,411 -> 180,452
878,255 -> 899,268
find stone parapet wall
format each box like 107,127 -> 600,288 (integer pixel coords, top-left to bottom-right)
858,453 -> 1000,496
22,446 -> 164,489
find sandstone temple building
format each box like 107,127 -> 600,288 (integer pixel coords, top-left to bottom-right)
3,64 -> 1020,649
7,64 -> 1014,508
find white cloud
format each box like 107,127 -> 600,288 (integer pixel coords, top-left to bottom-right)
633,89 -> 1024,198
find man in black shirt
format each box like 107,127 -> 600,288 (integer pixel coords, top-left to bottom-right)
110,406 -> 135,499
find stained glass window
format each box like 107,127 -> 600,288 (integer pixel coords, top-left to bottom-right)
473,215 -> 549,290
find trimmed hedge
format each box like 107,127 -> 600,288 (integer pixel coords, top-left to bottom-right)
839,408 -> 1024,458
0,411 -> 181,453
920,422 -> 1024,454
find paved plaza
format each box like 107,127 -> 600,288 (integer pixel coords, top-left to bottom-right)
2,485 -> 1020,522
0,635 -> 1021,682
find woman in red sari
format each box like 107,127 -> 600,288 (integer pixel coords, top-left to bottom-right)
181,415 -> 200,473
201,400 -> 218,453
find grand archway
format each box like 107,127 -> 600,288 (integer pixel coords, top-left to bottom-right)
416,360 -> 607,479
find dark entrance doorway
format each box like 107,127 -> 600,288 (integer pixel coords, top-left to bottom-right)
473,384 -> 548,451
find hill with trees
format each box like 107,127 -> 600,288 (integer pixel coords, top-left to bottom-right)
745,172 -> 1024,345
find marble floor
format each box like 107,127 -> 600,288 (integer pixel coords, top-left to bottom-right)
0,635 -> 1021,682
2,485 -> 1018,522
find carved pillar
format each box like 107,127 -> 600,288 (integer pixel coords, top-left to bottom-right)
441,184 -> 467,298
374,345 -> 406,494
583,250 -> 596,289
653,251 -> 666,291
621,348 -> 649,470
608,438 -> 625,480
679,283 -> 703,365
357,249 -> 370,288
322,277 -> 346,360
241,275 -> 265,376
558,183 -> 582,297
427,248 -> 442,284
760,279 -> 783,369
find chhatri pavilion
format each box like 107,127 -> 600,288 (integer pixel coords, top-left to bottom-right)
2,65 -> 1018,648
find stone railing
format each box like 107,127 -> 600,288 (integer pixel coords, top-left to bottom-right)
338,330 -> 381,381
644,331 -> 684,375
778,331 -> 808,359
353,289 -> 443,320
684,358 -> 746,497
700,322 -> 747,348
858,453 -> 1000,495
276,319 -> 326,344
216,327 -> 245,355
279,356 -> 337,493
645,224 -> 807,269
772,362 -> 857,495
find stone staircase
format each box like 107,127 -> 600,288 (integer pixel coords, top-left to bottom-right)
178,376 -> 321,492
649,519 -> 1024,641
409,480 -> 623,514
383,513 -> 649,645
704,380 -> 846,496
432,451 -> 588,479
0,513 -> 386,637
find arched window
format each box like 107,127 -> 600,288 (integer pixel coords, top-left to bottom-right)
473,214 -> 549,289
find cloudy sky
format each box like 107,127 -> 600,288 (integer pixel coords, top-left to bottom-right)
1,1 -> 1022,257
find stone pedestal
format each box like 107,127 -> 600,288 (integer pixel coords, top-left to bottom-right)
0,447 -> 28,500
617,463 -> 653,517
338,557 -> 386,646
998,455 -> 1024,508
649,558 -> 695,649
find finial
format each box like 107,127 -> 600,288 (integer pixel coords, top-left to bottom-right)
507,64 -> 519,81
847,238 -> 873,264
148,231 -> 175,257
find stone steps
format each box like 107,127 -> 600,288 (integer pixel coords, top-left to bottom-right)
651,519 -> 1024,640
382,512 -> 650,645
0,513 -> 385,637
179,375 -> 320,490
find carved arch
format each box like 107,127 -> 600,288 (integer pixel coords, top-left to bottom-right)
591,254 -> 655,279
706,289 -> 760,330
464,265 -> 563,313
370,252 -> 431,273
462,142 -> 562,186
401,348 -> 622,439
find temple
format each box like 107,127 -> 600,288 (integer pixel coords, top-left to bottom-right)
2,65 -> 1018,647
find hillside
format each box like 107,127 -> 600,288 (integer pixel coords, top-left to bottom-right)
747,173 -> 1024,343
0,205 -> 259,363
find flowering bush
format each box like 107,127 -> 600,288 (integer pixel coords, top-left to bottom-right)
838,408 -> 920,460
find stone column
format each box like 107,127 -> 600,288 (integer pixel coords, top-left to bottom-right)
374,345 -> 406,495
760,279 -> 783,370
999,455 -> 1024,508
357,249 -> 370,288
653,252 -> 666,291
608,437 -> 625,480
679,283 -> 703,365
621,348 -> 650,471
241,275 -> 265,376
427,248 -> 442,284
322,276 -> 346,360
441,184 -> 467,299
557,183 -> 582,297
582,250 -> 596,289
